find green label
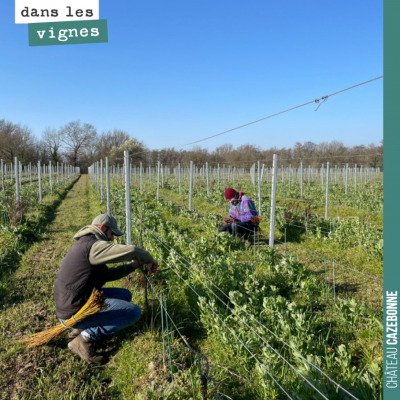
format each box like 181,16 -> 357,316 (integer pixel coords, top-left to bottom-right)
28,19 -> 108,46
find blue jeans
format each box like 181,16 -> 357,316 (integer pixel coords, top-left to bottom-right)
60,288 -> 141,341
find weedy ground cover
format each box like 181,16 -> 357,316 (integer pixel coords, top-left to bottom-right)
0,176 -> 115,399
1,174 -> 383,399
0,176 -> 204,400
102,179 -> 383,399
128,175 -> 383,306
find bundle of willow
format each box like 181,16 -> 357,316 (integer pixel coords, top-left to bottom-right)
21,289 -> 108,348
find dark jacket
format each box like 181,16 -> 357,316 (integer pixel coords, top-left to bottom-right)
54,234 -> 109,319
54,225 -> 154,319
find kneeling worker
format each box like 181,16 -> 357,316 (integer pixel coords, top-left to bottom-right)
219,188 -> 259,241
54,214 -> 158,365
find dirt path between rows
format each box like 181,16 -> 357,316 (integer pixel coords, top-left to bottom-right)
0,175 -> 109,400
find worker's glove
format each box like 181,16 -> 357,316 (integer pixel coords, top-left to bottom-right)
146,260 -> 159,275
230,218 -> 239,223
223,218 -> 230,225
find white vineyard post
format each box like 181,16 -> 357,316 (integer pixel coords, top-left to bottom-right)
49,161 -> 53,194
157,161 -> 160,200
206,162 -> 210,197
94,162 -> 97,191
149,164 -> 152,185
345,163 -> 348,195
100,159 -> 104,203
178,163 -> 181,195
1,159 -> 3,191
57,162 -> 59,189
321,164 -> 324,191
217,163 -> 220,189
269,154 -> 278,249
140,162 -> 143,192
354,164 -> 357,191
325,162 -> 330,219
189,161 -> 194,212
38,160 -> 42,204
98,162 -> 101,191
300,162 -> 303,199
106,157 -> 110,214
258,160 -> 262,216
15,157 -> 20,205
124,151 -> 132,246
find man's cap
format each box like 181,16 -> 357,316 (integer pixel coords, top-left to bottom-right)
224,188 -> 236,200
92,214 -> 124,236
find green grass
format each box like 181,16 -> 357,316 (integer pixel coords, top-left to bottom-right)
1,176 -> 208,399
127,178 -> 383,307
104,179 -> 384,399
0,175 -> 384,399
0,176 -> 115,399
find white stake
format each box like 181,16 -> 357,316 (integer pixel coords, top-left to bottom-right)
189,161 -> 194,211
15,157 -> 19,205
269,154 -> 278,249
49,161 -> 53,194
1,159 -> 3,191
300,162 -> 303,199
100,159 -> 103,202
157,161 -> 160,200
106,157 -> 110,214
258,160 -> 262,216
140,162 -> 143,191
38,161 -> 42,204
325,162 -> 330,219
178,163 -> 181,194
206,162 -> 210,197
124,151 -> 132,245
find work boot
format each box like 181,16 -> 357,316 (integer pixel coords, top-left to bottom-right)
69,329 -> 110,348
68,334 -> 106,365
68,329 -> 83,340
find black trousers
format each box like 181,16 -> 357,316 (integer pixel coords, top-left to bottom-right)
218,221 -> 259,239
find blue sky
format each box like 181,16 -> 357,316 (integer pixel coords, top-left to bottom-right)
0,1 -> 382,150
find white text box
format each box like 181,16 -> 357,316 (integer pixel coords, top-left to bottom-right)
15,0 -> 99,24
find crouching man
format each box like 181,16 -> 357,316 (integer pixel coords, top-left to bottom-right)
219,188 -> 259,243
54,214 -> 158,365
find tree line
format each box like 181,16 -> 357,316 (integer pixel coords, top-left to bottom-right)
0,118 -> 383,172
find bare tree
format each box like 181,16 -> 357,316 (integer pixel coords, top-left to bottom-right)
96,129 -> 131,160
0,116 -> 383,171
42,127 -> 62,164
0,119 -> 37,163
60,120 -> 97,167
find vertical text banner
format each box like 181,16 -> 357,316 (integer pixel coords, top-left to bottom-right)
384,1 -> 400,399
28,20 -> 108,46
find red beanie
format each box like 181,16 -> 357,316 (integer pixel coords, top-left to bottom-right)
224,188 -> 236,200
